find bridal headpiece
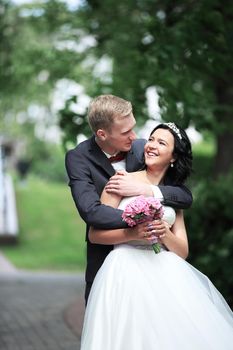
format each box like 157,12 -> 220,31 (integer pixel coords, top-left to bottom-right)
164,122 -> 182,140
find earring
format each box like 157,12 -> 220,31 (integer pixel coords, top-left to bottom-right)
170,162 -> 174,168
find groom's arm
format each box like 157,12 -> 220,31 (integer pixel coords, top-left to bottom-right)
105,172 -> 192,209
65,149 -> 127,230
158,184 -> 192,209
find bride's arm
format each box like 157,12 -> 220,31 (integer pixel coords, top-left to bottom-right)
89,189 -> 147,244
162,210 -> 189,259
100,187 -> 121,209
89,226 -> 143,245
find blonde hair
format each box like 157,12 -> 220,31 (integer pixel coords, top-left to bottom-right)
88,94 -> 132,133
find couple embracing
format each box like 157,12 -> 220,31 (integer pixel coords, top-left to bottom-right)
65,95 -> 233,349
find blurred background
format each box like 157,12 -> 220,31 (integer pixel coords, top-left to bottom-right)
0,0 -> 232,307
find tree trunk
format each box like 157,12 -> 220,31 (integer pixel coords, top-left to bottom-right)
214,131 -> 233,176
214,82 -> 233,176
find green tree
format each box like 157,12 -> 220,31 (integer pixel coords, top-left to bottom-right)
0,0 -> 85,130
0,0 -> 90,162
60,0 -> 233,176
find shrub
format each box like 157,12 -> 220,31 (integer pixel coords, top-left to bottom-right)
185,171 -> 233,308
30,144 -> 67,183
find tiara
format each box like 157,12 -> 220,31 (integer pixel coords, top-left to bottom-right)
164,122 -> 182,140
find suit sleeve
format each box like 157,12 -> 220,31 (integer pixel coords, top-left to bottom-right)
65,150 -> 127,230
158,184 -> 193,209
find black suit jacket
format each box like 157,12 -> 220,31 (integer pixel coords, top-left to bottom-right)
65,136 -> 192,287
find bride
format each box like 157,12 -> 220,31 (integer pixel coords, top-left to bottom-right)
80,123 -> 233,350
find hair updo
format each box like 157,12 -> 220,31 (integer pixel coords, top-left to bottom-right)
149,123 -> 193,185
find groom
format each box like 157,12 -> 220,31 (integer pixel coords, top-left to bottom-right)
65,94 -> 192,303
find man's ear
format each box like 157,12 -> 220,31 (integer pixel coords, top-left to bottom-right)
96,129 -> 107,141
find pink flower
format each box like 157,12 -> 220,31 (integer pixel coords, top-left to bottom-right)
122,196 -> 164,253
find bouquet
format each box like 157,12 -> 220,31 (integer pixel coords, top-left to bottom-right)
122,195 -> 164,253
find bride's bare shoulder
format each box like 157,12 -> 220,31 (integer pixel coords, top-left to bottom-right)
131,170 -> 147,181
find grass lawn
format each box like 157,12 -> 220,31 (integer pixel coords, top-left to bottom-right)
1,176 -> 86,271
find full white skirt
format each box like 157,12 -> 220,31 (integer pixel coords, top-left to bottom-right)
81,245 -> 233,350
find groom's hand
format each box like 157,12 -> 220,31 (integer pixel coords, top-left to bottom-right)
105,170 -> 153,197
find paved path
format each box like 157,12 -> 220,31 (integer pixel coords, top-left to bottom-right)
0,253 -> 85,350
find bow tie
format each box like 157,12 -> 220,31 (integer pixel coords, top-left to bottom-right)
109,152 -> 126,163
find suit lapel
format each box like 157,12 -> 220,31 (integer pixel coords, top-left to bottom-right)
125,149 -> 134,172
125,148 -> 144,172
88,136 -> 115,177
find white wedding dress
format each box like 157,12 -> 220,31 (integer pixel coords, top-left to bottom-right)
81,197 -> 233,350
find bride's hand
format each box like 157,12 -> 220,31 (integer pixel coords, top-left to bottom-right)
130,222 -> 153,241
145,220 -> 172,241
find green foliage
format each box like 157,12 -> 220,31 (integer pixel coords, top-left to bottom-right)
192,132 -> 216,157
6,119 -> 66,183
186,171 -> 233,307
1,176 -> 86,270
0,0 -> 84,113
188,134 -> 216,186
75,0 -> 233,174
58,95 -> 90,150
30,143 -> 67,182
2,0 -> 233,175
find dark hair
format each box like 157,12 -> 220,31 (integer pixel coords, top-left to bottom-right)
149,123 -> 193,185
